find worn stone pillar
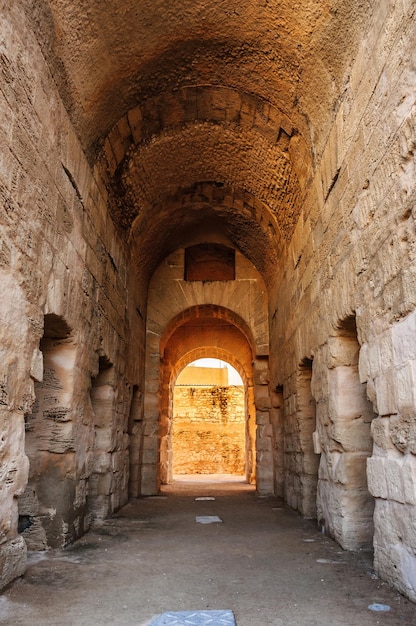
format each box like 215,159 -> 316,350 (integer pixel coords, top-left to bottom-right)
254,358 -> 274,495
363,311 -> 416,601
270,387 -> 284,497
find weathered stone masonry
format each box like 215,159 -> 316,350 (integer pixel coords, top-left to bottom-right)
1,0 -> 416,603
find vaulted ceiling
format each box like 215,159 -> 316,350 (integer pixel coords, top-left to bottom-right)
23,0 -> 373,286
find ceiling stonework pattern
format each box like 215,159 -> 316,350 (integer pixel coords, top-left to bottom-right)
21,0 -> 374,283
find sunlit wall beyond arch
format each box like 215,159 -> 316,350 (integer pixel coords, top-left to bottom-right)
172,359 -> 246,477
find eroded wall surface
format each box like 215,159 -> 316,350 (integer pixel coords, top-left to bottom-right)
270,2 -> 416,601
0,3 -> 143,585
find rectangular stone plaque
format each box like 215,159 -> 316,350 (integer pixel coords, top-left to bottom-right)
150,610 -> 236,625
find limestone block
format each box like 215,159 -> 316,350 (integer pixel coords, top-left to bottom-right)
328,366 -> 371,420
395,361 -> 416,412
368,341 -> 381,379
0,536 -> 26,589
88,474 -> 99,497
256,464 -> 274,496
141,447 -> 158,466
303,452 -> 320,476
91,384 -> 115,404
94,427 -> 113,453
358,342 -> 370,383
392,311 -> 416,365
257,436 -> 272,452
331,420 -> 372,452
140,464 -> 158,496
370,416 -> 388,450
378,328 -> 394,372
373,500 -> 416,601
256,410 -> 270,425
143,392 -> 159,413
89,495 -> 110,520
320,450 -> 341,483
375,371 -> 397,416
255,393 -> 271,412
258,423 -> 273,439
299,419 -> 316,444
389,411 -> 416,454
145,378 -> 161,395
365,378 -> 377,410
334,453 -> 369,489
93,451 -> 111,473
327,336 -> 358,368
257,449 -> 273,467
111,451 -> 127,473
402,454 -> 416,505
254,361 -> 269,385
271,393 -> 283,411
270,407 -> 283,431
367,456 -> 388,499
385,457 -> 406,504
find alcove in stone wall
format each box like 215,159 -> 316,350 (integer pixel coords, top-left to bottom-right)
316,316 -> 375,550
19,314 -> 78,549
89,355 -> 115,520
284,358 -> 319,518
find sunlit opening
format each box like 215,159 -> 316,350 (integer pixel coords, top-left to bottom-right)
173,359 -> 245,477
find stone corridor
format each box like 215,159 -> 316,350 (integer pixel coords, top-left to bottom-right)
1,0 -> 416,608
1,477 -> 414,626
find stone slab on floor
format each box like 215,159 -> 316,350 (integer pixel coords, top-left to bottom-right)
195,516 -> 222,524
150,610 -> 236,625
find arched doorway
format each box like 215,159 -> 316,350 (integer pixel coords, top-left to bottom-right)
140,302 -> 276,495
159,309 -> 257,489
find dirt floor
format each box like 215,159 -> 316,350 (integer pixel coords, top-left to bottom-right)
1,476 -> 415,625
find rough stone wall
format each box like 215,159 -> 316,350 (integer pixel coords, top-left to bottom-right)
173,386 -> 245,474
1,0 -> 416,606
364,309 -> 416,600
270,1 -> 416,600
0,3 -> 141,587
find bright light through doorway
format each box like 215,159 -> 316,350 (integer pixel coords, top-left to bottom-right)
188,358 -> 243,385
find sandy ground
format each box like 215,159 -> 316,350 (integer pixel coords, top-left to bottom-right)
1,475 -> 414,626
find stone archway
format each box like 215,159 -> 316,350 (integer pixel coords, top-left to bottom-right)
162,344 -> 255,487
141,303 -> 274,495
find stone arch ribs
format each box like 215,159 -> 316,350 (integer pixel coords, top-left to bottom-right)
99,86 -> 310,192
128,182 -> 282,292
160,305 -> 257,361
95,86 -> 311,289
